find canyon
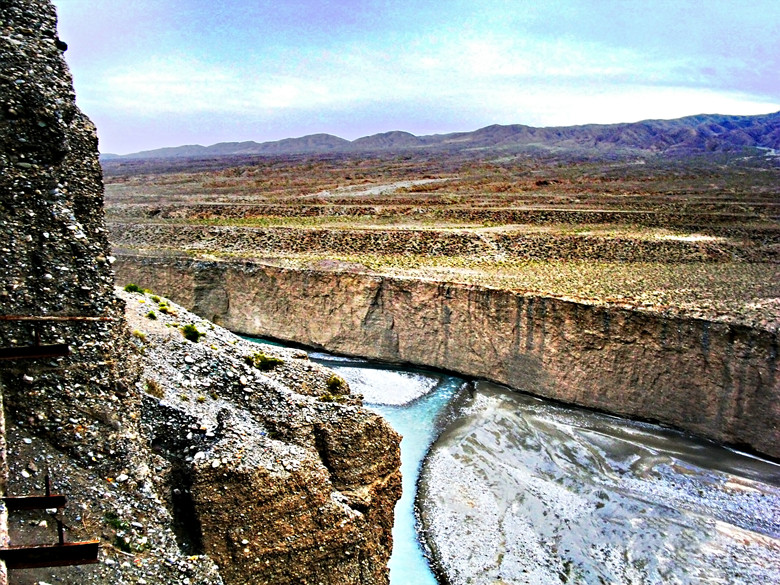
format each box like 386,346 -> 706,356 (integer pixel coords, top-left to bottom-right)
3,1 -> 780,583
114,254 -> 780,459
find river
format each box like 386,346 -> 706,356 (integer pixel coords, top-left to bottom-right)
249,339 -> 780,585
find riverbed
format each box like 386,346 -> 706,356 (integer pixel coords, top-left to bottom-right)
249,338 -> 780,584
419,381 -> 780,585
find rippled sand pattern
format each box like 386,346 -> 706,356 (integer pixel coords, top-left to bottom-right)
419,382 -> 780,585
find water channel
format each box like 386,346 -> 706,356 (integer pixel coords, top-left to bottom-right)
250,338 -> 780,584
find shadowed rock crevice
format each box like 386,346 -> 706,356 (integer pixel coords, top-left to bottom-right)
168,465 -> 206,555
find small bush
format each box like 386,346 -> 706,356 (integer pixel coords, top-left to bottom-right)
131,329 -> 146,342
124,283 -> 143,293
318,392 -> 346,403
146,311 -> 157,320
144,378 -> 164,398
245,352 -> 284,371
158,303 -> 177,316
326,374 -> 347,394
181,324 -> 204,343
104,511 -> 129,531
150,295 -> 161,303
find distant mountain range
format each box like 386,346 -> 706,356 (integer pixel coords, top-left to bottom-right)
102,111 -> 780,160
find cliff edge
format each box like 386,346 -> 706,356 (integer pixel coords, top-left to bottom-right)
0,2 -> 400,583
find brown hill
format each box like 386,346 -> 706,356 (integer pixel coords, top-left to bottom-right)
108,111 -> 780,160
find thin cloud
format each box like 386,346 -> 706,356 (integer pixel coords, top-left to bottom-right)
53,0 -> 780,153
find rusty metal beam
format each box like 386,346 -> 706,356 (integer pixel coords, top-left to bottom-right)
2,496 -> 67,511
0,316 -> 113,322
0,344 -> 70,360
0,541 -> 100,569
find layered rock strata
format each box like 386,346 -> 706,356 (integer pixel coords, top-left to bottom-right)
109,222 -> 775,263
1,2 -> 401,583
115,255 -> 780,459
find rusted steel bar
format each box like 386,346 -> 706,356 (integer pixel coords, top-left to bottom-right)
2,496 -> 67,511
0,344 -> 70,360
0,541 -> 100,569
0,316 -> 113,322
0,382 -> 7,585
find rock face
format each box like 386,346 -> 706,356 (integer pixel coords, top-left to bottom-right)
115,255 -> 780,459
122,291 -> 401,585
1,0 -> 142,484
0,3 -> 401,584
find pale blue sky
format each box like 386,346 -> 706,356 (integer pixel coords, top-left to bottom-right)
52,0 -> 780,154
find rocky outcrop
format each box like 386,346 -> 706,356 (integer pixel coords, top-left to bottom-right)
115,254 -> 780,459
0,3 -> 401,584
123,291 -> 401,585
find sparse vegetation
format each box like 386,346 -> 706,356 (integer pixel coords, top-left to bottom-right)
181,323 -> 204,342
245,351 -> 285,371
105,149 -> 780,330
326,374 -> 347,394
104,511 -> 128,531
318,392 -> 347,403
131,329 -> 147,342
124,283 -> 143,293
144,378 -> 164,398
146,310 -> 157,320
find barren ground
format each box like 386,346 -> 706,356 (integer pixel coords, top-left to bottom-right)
103,151 -> 780,331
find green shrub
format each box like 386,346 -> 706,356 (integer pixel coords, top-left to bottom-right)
318,392 -> 346,403
150,295 -> 161,303
131,329 -> 146,342
245,352 -> 284,371
104,511 -> 128,531
124,283 -> 143,293
181,324 -> 204,342
326,374 -> 347,394
146,311 -> 157,320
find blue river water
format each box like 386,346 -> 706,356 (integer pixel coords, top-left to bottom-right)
248,338 -> 780,585
308,352 -> 465,585
246,336 -> 462,583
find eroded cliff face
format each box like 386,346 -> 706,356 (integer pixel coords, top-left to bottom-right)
115,254 -> 780,459
1,3 -> 401,584
122,291 -> 401,585
1,0 -> 138,463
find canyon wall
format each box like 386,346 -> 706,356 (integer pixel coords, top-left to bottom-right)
115,254 -> 780,459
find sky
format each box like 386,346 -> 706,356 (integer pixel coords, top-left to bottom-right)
51,0 -> 780,155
